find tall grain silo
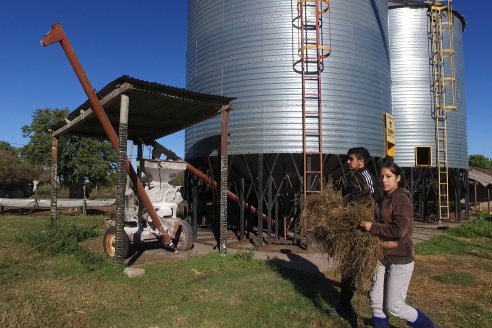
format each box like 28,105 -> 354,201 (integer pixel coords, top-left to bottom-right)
184,0 -> 391,233
388,1 -> 468,220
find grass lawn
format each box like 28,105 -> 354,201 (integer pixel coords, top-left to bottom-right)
0,215 -> 491,327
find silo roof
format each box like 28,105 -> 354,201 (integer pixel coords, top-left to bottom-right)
51,75 -> 234,143
389,0 -> 467,30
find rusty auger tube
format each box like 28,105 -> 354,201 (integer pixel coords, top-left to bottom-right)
40,23 -> 173,246
185,163 -> 272,224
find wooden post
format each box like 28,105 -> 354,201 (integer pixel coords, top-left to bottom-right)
474,181 -> 478,212
50,134 -> 58,220
488,187 -> 490,215
219,107 -> 229,253
115,94 -> 129,264
82,184 -> 87,215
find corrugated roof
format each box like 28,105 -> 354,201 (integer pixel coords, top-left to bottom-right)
469,169 -> 492,188
52,75 -> 234,143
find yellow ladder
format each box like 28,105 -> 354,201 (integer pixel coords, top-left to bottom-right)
296,0 -> 331,199
429,0 -> 457,221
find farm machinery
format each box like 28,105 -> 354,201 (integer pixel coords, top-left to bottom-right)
103,159 -> 193,258
40,23 -> 235,260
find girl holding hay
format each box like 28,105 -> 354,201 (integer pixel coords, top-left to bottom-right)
359,160 -> 439,328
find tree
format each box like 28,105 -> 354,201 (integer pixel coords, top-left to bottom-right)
21,108 -> 68,166
469,154 -> 492,169
58,136 -> 117,185
0,141 -> 18,157
21,108 -> 117,186
0,149 -> 46,183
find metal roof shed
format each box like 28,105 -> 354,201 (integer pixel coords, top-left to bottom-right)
49,75 -> 234,254
52,75 -> 234,143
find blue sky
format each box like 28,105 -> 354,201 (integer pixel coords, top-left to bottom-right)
0,1 -> 490,159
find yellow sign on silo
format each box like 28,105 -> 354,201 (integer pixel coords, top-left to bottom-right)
385,113 -> 395,158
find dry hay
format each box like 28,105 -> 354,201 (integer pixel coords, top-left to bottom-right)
301,184 -> 384,292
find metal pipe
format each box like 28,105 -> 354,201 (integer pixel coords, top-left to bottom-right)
40,23 -> 173,246
185,163 -> 268,222
136,143 -> 143,232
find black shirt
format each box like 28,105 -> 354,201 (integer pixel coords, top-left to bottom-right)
344,167 -> 382,205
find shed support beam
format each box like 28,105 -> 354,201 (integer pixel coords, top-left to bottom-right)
115,95 -> 129,264
50,134 -> 58,220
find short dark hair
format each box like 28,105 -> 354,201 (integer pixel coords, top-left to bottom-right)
347,147 -> 371,163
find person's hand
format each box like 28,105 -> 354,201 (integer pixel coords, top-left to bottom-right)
383,241 -> 398,249
359,221 -> 373,232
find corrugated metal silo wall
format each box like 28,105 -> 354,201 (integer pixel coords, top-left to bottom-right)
389,6 -> 467,168
185,0 -> 391,159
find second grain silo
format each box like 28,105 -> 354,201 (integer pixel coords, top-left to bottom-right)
389,0 -> 467,220
184,0 -> 391,235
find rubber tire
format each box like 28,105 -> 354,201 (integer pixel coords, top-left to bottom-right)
174,219 -> 194,250
103,226 -> 130,259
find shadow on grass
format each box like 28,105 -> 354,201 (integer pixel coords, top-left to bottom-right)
126,239 -> 177,266
267,249 -> 364,328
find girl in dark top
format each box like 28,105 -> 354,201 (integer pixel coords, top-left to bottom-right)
359,160 -> 439,328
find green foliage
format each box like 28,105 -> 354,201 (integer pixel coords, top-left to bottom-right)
0,148 -> 46,183
448,219 -> 492,238
469,154 -> 492,168
20,108 -> 117,186
1,215 -> 492,327
472,210 -> 490,220
58,136 -> 117,185
232,249 -> 256,261
21,108 -> 68,166
416,220 -> 492,258
0,141 -> 18,156
432,272 -> 476,286
20,216 -> 105,271
169,172 -> 185,186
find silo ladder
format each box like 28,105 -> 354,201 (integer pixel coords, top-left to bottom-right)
295,0 -> 331,199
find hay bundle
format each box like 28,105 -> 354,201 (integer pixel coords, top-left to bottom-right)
301,185 -> 384,292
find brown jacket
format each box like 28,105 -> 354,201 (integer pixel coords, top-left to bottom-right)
370,187 -> 414,264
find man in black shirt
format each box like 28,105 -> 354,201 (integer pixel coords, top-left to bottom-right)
336,147 -> 382,317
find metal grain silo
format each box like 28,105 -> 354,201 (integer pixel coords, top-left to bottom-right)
183,0 -> 392,233
389,2 -> 467,168
185,0 -> 391,159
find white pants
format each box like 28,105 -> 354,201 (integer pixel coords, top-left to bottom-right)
370,262 -> 418,322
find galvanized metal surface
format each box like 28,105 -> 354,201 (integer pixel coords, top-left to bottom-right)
185,0 -> 391,158
389,5 -> 467,168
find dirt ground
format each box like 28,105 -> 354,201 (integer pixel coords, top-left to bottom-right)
87,221 -> 449,275
3,205 -> 452,274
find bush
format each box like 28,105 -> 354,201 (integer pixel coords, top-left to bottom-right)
20,217 -> 107,270
473,210 -> 489,220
